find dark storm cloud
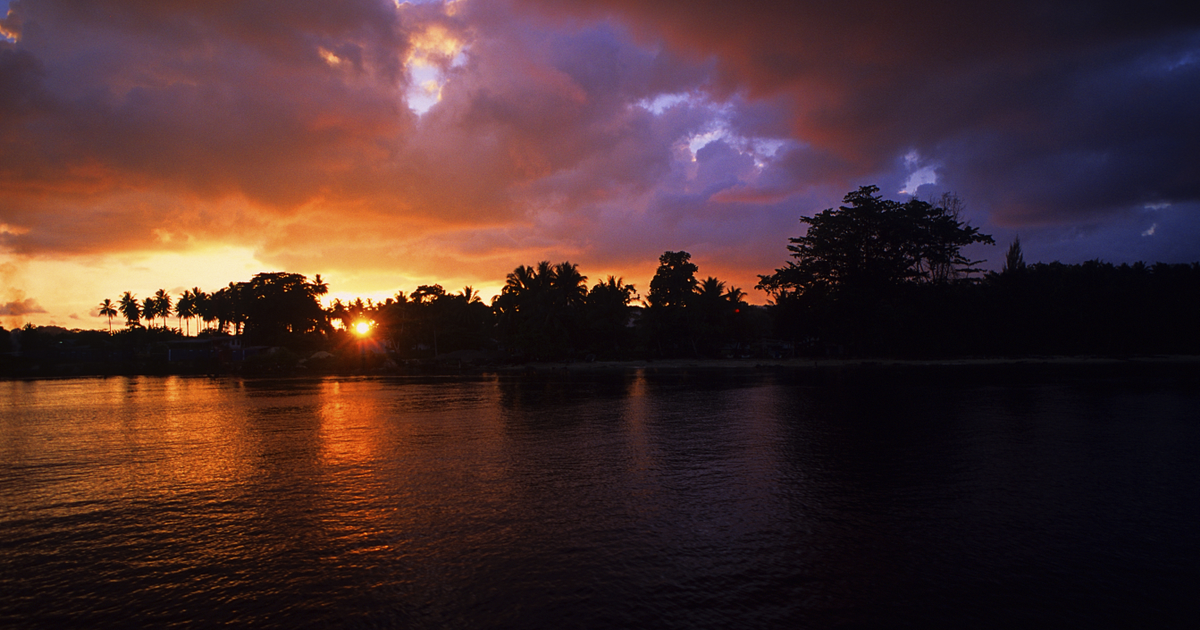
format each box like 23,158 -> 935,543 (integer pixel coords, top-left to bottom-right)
515,0 -> 1200,242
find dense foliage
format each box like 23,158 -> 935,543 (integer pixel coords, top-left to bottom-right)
756,187 -> 1198,356
4,186 -> 1199,375
758,186 -> 994,300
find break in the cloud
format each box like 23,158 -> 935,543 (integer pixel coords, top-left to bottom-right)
1,0 -> 1198,328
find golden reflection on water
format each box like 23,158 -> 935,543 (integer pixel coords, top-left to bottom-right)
1,377 -> 261,519
6,374 -> 1199,627
306,377 -> 521,561
1,373 -> 796,583
620,370 -> 657,482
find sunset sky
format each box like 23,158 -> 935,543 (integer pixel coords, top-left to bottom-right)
2,0 -> 1199,329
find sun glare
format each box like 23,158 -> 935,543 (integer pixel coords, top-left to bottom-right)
354,321 -> 371,336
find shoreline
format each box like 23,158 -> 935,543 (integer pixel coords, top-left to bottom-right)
5,354 -> 1200,382
501,354 -> 1200,371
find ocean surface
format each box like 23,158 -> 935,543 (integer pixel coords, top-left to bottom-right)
2,370 -> 1198,628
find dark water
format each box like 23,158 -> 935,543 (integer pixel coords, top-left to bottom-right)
2,371 -> 1198,628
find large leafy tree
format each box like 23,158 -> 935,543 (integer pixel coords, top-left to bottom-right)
239,272 -> 329,344
758,185 -> 993,299
211,282 -> 246,335
647,251 -> 698,309
757,186 -> 994,354
644,251 -> 700,356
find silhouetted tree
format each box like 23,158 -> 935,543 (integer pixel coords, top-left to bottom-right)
1003,236 -> 1026,273
409,284 -> 447,356
758,186 -> 993,299
327,298 -> 351,330
176,290 -> 196,335
492,261 -> 589,358
311,274 -> 328,298
648,251 -> 698,309
211,282 -> 246,336
758,186 -> 994,355
150,289 -> 171,330
238,272 -> 328,345
118,292 -> 141,328
141,297 -> 157,329
693,277 -> 728,356
645,251 -> 699,356
98,298 -> 117,333
583,276 -> 638,357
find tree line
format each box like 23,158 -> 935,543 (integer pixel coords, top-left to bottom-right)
97,273 -> 330,339
8,184 -> 1198,367
756,186 -> 1200,356
84,253 -> 757,361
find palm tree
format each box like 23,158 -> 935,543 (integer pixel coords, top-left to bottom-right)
459,286 -> 483,305
119,292 -> 141,328
724,286 -> 746,305
176,290 -> 196,336
192,288 -> 214,333
98,298 -> 117,333
311,274 -> 329,298
327,298 -> 350,330
142,297 -> 157,328
153,289 -> 173,330
551,262 -> 588,309
584,276 -> 637,357
214,282 -> 246,336
504,264 -> 538,297
694,277 -> 729,353
696,276 -> 726,305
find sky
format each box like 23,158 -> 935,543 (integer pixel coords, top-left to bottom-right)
2,0 -> 1199,329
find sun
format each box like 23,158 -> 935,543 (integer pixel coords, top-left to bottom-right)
354,321 -> 371,336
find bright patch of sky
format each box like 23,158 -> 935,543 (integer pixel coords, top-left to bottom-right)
403,24 -> 468,115
2,246 -> 266,329
318,47 -> 344,67
406,63 -> 444,114
636,92 -> 691,114
900,150 -> 939,195
750,138 -> 786,166
687,127 -> 727,159
0,0 -> 15,43
1142,223 -> 1157,236
635,91 -> 788,168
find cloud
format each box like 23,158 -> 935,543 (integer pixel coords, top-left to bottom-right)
514,0 -> 1200,226
0,297 -> 45,315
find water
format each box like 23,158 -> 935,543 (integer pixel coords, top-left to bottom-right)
2,371 -> 1198,628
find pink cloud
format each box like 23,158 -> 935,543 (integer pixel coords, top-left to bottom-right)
0,297 -> 45,316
